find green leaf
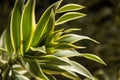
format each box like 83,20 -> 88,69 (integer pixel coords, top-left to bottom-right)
0,48 -> 7,52
55,12 -> 86,25
21,0 -> 36,53
2,65 -> 11,80
30,46 -> 46,54
13,64 -> 27,75
57,34 -> 99,44
45,74 -> 57,80
41,64 -> 66,74
26,59 -> 49,80
0,31 -> 6,49
64,28 -> 81,33
62,71 -> 80,80
5,18 -> 14,55
81,54 -> 106,65
45,29 -> 63,44
41,62 -> 80,80
13,71 -> 30,80
10,0 -> 23,53
31,0 -> 62,46
57,3 -> 85,13
37,55 -> 71,66
54,50 -> 81,57
54,43 -> 83,49
59,61 -> 94,79
46,43 -> 85,52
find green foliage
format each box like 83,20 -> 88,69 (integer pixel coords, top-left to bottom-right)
0,0 -> 105,80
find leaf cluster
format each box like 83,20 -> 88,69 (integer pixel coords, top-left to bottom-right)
0,0 -> 105,80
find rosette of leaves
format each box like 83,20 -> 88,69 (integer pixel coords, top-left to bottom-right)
0,0 -> 106,80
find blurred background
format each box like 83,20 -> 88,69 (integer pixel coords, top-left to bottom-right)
0,0 -> 120,80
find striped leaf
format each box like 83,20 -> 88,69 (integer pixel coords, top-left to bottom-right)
30,46 -> 46,54
5,17 -> 14,55
26,60 -> 49,80
45,74 -> 57,80
64,28 -> 81,33
62,71 -> 80,80
41,64 -> 66,74
57,34 -> 99,44
59,61 -> 94,79
45,29 -> 63,44
21,0 -> 36,53
81,54 -> 106,65
0,31 -> 6,49
55,12 -> 86,25
10,0 -> 23,53
57,4 -> 85,13
13,71 -> 30,80
31,0 -> 62,46
38,55 -> 71,66
54,50 -> 81,57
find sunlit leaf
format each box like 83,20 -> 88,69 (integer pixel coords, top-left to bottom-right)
45,29 -> 63,44
31,0 -> 62,46
57,34 -> 99,44
13,71 -> 30,80
30,46 -> 46,54
81,54 -> 106,65
13,64 -> 27,75
21,0 -> 36,53
54,50 -> 81,57
37,55 -> 71,66
57,3 -> 85,13
62,71 -> 80,80
64,28 -> 81,33
5,18 -> 14,55
55,12 -> 86,25
54,43 -> 84,49
10,0 -> 23,53
59,61 -> 94,79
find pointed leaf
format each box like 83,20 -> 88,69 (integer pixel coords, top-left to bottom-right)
54,43 -> 82,49
13,71 -> 30,80
62,71 -> 80,80
26,59 -> 49,80
46,43 -> 85,51
21,0 -> 36,53
55,12 -> 86,25
30,46 -> 46,54
57,4 -> 85,13
32,0 -> 62,46
45,74 -> 57,80
59,61 -> 94,79
45,29 -> 63,44
10,0 -> 23,53
64,28 -> 81,33
54,50 -> 81,57
37,55 -> 71,66
81,54 -> 106,65
41,64 -> 66,74
57,34 -> 99,43
5,17 -> 14,55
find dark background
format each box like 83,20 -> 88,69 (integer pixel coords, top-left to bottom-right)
0,0 -> 120,80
